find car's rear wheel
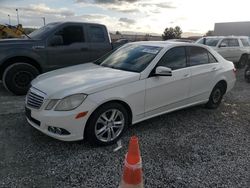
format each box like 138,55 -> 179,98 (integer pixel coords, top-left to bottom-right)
205,83 -> 225,109
238,54 -> 248,69
245,66 -> 250,83
3,63 -> 39,95
85,102 -> 129,146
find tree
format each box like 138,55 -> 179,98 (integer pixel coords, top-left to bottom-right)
205,30 -> 214,36
162,26 -> 182,40
116,31 -> 121,35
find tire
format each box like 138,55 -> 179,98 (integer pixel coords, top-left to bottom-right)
238,54 -> 248,69
205,83 -> 225,109
245,66 -> 250,83
85,102 -> 129,146
3,63 -> 39,95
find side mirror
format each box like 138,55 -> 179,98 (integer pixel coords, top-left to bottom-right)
219,43 -> 227,48
155,66 -> 172,76
49,35 -> 63,46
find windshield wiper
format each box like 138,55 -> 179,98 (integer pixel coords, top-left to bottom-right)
10,24 -> 32,39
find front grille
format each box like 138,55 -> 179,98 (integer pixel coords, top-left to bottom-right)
26,88 -> 45,109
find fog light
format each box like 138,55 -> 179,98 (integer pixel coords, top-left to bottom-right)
48,126 -> 70,135
55,127 -> 62,135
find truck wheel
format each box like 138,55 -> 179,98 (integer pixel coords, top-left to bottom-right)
245,66 -> 250,83
3,63 -> 39,95
238,54 -> 248,69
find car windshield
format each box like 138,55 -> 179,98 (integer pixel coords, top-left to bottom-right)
96,44 -> 162,73
28,23 -> 59,39
197,38 -> 220,47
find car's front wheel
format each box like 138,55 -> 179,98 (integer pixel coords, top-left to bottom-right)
206,83 -> 225,109
85,102 -> 129,146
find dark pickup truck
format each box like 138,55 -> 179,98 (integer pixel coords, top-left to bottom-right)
0,22 -> 113,95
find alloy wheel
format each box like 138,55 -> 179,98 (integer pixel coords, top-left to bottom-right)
95,109 -> 125,142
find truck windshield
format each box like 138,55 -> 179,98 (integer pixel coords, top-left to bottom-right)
28,23 -> 60,39
98,44 -> 162,73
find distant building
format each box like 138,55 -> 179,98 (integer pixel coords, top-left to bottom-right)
214,22 -> 250,36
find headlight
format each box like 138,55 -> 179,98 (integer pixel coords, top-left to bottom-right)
45,99 -> 59,110
54,94 -> 87,111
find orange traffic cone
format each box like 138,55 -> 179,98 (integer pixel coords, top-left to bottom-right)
119,136 -> 144,188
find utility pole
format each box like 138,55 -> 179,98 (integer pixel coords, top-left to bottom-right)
16,9 -> 19,25
8,14 -> 11,25
42,17 -> 46,26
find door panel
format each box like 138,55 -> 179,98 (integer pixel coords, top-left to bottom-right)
187,46 -> 221,102
46,43 -> 91,69
145,68 -> 191,116
189,64 -> 220,101
144,46 -> 190,116
46,25 -> 91,70
216,39 -> 241,62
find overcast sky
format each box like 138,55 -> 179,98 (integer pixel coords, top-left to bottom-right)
0,0 -> 250,35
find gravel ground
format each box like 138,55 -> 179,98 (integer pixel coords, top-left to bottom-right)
0,70 -> 249,188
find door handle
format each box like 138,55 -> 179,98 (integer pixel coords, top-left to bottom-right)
183,74 -> 190,78
211,67 -> 217,71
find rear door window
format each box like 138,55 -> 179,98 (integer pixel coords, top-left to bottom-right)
89,26 -> 105,42
208,52 -> 218,63
240,39 -> 250,46
188,46 -> 209,66
221,39 -> 239,47
228,39 -> 239,47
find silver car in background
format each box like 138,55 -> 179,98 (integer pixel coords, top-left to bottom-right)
196,36 -> 250,68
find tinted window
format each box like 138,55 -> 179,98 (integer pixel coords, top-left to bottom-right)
197,38 -> 220,47
228,39 -> 239,47
240,39 -> 250,46
99,44 -> 162,72
28,23 -> 59,39
158,47 -> 186,70
208,52 -> 217,63
89,26 -> 105,42
189,47 -> 209,66
56,26 -> 84,45
221,39 -> 239,47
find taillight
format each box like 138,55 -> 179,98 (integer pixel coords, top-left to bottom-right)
233,68 -> 237,76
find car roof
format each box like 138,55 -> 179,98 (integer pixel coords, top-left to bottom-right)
48,21 -> 105,27
202,36 -> 248,39
130,41 -> 209,49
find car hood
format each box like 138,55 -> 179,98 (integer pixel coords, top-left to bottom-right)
0,38 -> 38,46
32,63 -> 140,99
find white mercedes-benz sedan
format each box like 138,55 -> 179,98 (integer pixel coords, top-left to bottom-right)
25,41 -> 236,145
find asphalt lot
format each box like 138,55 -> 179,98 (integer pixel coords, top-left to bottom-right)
0,69 -> 249,188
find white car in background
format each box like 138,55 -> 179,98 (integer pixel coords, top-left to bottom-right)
25,41 -> 236,146
196,36 -> 250,68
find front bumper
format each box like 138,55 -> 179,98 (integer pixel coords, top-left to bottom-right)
25,101 -> 95,141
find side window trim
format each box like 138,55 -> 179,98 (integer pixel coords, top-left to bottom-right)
208,52 -> 218,63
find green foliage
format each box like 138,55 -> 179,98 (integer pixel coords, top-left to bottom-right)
162,26 -> 182,40
116,31 -> 121,35
205,30 -> 214,36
